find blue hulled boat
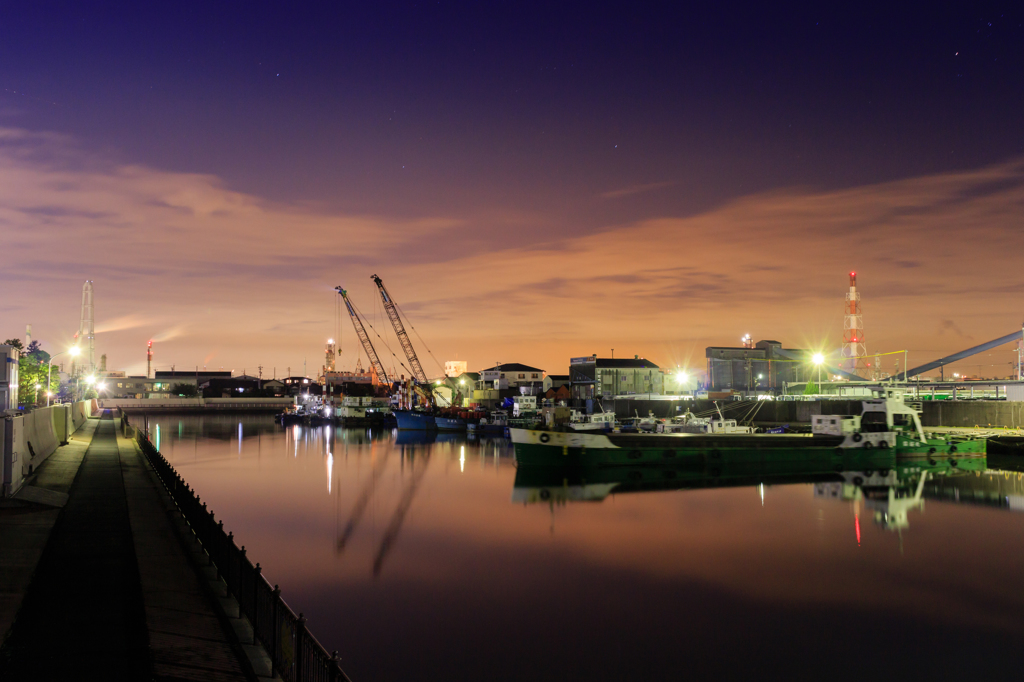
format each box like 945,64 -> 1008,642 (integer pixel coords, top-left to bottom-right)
394,409 -> 437,430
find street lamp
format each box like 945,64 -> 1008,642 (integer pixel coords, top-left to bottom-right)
34,383 -> 41,405
812,353 -> 825,393
46,346 -> 79,407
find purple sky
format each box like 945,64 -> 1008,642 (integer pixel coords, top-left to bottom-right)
2,3 -> 1023,377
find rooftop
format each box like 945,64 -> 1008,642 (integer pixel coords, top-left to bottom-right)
587,358 -> 660,369
479,363 -> 545,373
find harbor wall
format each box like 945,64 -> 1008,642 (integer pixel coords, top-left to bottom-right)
604,398 -> 1024,429
919,401 -> 1024,429
99,397 -> 293,412
2,401 -> 89,497
605,399 -> 862,424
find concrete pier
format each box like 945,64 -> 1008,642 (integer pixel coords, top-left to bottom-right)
0,411 -> 259,680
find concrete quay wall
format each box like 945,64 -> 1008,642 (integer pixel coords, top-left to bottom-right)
100,397 -> 293,412
2,400 -> 93,497
606,398 -> 1024,429
606,399 -> 862,424
919,401 -> 1024,429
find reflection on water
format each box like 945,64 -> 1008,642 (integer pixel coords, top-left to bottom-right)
146,414 -> 1024,681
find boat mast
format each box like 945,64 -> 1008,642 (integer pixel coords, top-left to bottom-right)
335,286 -> 391,386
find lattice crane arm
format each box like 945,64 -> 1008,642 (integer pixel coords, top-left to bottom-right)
371,274 -> 428,384
335,286 -> 391,387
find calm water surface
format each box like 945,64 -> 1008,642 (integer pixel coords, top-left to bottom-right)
148,414 -> 1024,681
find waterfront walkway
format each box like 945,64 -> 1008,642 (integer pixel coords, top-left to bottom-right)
0,412 -> 256,681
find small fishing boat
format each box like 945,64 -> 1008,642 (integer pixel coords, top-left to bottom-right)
476,410 -> 510,435
569,410 -> 616,432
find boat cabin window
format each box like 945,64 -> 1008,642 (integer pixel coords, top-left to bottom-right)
860,411 -> 888,432
892,414 -> 914,428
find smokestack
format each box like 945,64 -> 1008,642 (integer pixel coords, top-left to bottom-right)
147,341 -> 153,379
78,281 -> 95,375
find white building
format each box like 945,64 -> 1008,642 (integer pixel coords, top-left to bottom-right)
444,360 -> 468,378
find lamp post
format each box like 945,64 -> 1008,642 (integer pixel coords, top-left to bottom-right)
812,353 -> 825,394
46,346 -> 79,407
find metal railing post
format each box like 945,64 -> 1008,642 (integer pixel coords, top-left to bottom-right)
295,613 -> 307,681
271,585 -> 281,667
331,651 -> 342,682
252,563 -> 261,635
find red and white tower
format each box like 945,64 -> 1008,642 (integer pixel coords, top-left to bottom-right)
146,340 -> 153,379
842,272 -> 868,376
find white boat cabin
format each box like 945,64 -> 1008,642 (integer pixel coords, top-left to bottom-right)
811,389 -> 926,448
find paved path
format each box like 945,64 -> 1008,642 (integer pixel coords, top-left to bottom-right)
0,414 -> 150,678
0,412 -> 257,681
0,418 -> 96,643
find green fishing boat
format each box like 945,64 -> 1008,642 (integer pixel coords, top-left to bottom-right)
511,390 -> 985,467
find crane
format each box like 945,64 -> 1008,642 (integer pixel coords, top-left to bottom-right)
371,274 -> 428,384
335,286 -> 390,387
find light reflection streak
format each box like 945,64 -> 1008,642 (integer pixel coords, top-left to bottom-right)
327,450 -> 333,494
460,445 -> 465,473
238,421 -> 243,456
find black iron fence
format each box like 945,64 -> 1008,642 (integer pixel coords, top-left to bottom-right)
121,413 -> 351,682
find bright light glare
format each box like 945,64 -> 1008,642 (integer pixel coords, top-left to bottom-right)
812,353 -> 824,365
86,375 -> 96,385
69,346 -> 80,356
34,383 -> 41,389
675,371 -> 688,383
459,379 -> 465,385
98,382 -> 106,390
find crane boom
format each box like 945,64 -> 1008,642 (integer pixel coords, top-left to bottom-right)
335,286 -> 390,386
371,274 -> 428,384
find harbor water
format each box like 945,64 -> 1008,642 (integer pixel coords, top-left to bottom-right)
146,414 -> 1024,681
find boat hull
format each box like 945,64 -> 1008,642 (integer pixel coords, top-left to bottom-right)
435,416 -> 467,432
509,429 -> 985,467
394,410 -> 437,430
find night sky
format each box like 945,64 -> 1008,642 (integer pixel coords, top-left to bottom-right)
2,3 -> 1023,377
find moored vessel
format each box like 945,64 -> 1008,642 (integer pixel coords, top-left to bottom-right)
394,409 -> 437,430
511,389 -> 986,467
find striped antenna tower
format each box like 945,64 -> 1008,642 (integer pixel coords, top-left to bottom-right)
841,272 -> 868,377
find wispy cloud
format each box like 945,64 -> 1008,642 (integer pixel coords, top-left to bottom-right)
1,125 -> 1022,374
601,181 -> 675,199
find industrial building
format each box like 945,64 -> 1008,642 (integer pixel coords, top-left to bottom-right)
154,370 -> 232,387
569,355 -> 665,401
705,340 -> 812,392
